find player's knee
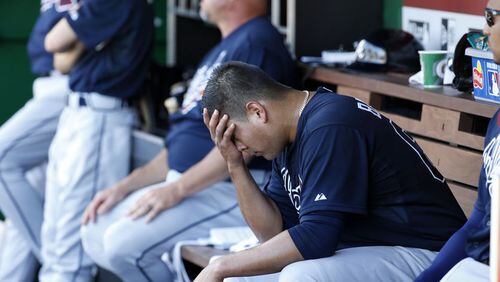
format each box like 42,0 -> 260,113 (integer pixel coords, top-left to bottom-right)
279,263 -> 311,282
278,259 -> 344,282
0,146 -> 13,170
0,143 -> 26,171
103,225 -> 141,269
0,134 -> 16,169
80,223 -> 105,262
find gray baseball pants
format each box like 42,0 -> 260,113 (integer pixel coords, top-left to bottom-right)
81,170 -> 269,282
225,245 -> 438,282
39,92 -> 137,282
0,75 -> 68,281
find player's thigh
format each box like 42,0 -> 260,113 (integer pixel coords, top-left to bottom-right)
279,246 -> 437,282
440,257 -> 489,282
0,97 -> 64,168
102,181 -> 245,258
81,181 -> 167,245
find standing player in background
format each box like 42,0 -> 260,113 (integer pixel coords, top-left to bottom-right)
41,0 -> 154,281
80,0 -> 297,281
0,1 -> 78,280
416,1 -> 500,281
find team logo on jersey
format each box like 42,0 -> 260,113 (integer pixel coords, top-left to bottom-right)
484,134 -> 500,196
41,0 -> 55,11
181,51 -> 227,114
55,0 -> 80,19
281,167 -> 301,213
56,0 -> 71,10
473,61 -> 484,90
488,70 -> 500,97
314,193 -> 327,201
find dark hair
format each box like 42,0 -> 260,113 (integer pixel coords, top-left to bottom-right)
202,61 -> 290,120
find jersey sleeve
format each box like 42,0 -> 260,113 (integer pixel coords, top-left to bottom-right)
264,160 -> 300,230
288,211 -> 344,259
298,125 -> 369,216
476,110 -> 500,212
474,170 -> 487,213
66,0 -> 133,49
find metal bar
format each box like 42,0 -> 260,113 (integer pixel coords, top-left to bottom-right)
191,0 -> 200,12
179,0 -> 187,10
286,0 -> 296,55
167,0 -> 177,66
175,8 -> 199,19
271,0 -> 280,27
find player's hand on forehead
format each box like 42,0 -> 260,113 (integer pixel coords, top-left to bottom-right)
204,108 -> 230,143
203,108 -> 215,141
204,108 -> 222,142
203,108 -> 243,164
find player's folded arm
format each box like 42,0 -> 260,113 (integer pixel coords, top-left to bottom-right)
64,0 -> 134,49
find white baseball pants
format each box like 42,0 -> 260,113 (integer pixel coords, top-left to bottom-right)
81,170 -> 269,282
0,74 -> 68,281
224,245 -> 438,282
39,92 -> 137,282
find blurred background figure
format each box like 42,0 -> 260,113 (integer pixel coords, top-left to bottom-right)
80,0 -> 297,281
0,1 -> 73,280
39,0 -> 154,280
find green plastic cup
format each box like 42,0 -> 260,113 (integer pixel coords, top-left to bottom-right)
418,50 -> 449,88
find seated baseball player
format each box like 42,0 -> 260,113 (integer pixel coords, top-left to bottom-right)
200,61 -> 467,282
415,2 -> 500,280
80,0 -> 297,281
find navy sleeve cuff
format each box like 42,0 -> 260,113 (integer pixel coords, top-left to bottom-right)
288,212 -> 344,260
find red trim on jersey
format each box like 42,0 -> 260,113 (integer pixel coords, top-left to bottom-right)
404,0 -> 487,16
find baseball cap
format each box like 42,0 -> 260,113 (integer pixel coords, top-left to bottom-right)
347,29 -> 424,73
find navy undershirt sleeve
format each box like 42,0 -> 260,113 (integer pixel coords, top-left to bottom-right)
474,173 -> 487,213
288,211 -> 344,260
414,207 -> 485,282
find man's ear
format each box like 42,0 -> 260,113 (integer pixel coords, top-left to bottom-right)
245,101 -> 268,123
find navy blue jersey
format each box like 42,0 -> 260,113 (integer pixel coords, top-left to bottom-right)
466,109 -> 500,264
66,0 -> 153,98
166,16 -> 297,173
265,87 -> 467,258
27,2 -> 68,75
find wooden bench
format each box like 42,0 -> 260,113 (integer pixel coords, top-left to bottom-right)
181,67 -> 499,271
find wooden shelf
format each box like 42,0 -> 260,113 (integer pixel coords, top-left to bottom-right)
310,67 -> 499,119
181,245 -> 229,268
